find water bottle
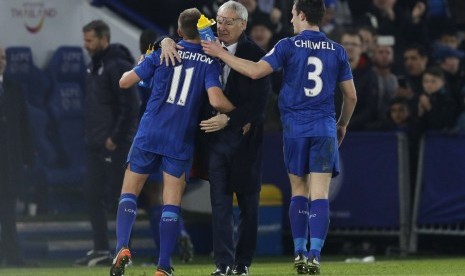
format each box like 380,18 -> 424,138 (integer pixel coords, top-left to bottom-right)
138,43 -> 154,88
197,14 -> 216,41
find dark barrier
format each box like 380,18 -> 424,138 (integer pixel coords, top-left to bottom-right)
328,132 -> 410,254
331,132 -> 403,228
409,133 -> 465,252
261,132 -> 411,253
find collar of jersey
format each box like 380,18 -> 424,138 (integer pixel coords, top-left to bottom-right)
300,30 -> 325,38
179,40 -> 202,49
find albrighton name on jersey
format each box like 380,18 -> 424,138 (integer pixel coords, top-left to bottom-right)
178,50 -> 214,64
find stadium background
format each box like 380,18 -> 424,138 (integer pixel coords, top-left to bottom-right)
1,0 -> 465,265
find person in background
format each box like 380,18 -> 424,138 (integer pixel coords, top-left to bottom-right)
371,36 -> 398,124
110,8 -> 234,276
238,0 -> 281,35
137,28 -> 194,264
397,44 -> 429,105
355,0 -> 429,67
201,0 -> 357,274
358,25 -> 377,60
374,96 -> 421,200
75,20 -> 140,266
417,66 -> 457,131
249,19 -> 282,132
337,29 -> 378,131
0,46 -> 35,267
320,0 -> 346,42
433,45 -> 465,101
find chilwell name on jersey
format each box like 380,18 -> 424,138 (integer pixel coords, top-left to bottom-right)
178,50 -> 214,64
294,40 -> 335,51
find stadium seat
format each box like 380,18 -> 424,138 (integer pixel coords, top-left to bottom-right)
47,46 -> 86,87
46,46 -> 86,184
30,46 -> 87,213
48,82 -> 86,170
4,46 -> 51,108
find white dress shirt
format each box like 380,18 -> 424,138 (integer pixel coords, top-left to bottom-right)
222,42 -> 238,88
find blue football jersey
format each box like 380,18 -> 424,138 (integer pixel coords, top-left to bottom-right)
133,40 -> 222,160
262,30 -> 352,138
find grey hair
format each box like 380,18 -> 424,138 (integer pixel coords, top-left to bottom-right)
218,1 -> 248,21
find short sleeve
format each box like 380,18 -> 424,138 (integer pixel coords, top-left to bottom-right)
261,38 -> 289,71
134,50 -> 161,80
204,60 -> 222,90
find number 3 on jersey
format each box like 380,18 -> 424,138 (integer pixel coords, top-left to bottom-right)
167,65 -> 194,106
304,57 -> 323,97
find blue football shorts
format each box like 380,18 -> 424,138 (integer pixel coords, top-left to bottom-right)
127,145 -> 192,179
283,136 -> 340,177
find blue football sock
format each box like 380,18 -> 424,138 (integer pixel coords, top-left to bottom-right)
289,196 -> 309,255
148,204 -> 163,257
158,205 -> 180,270
115,193 -> 138,253
309,199 -> 329,261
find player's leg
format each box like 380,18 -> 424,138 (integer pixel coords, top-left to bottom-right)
111,145 -> 158,276
289,174 -> 310,274
306,136 -> 339,275
284,137 -> 311,274
156,157 -> 188,276
141,171 -> 193,264
307,172 -> 331,274
111,165 -> 149,276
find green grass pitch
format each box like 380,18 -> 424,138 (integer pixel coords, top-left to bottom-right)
2,256 -> 465,275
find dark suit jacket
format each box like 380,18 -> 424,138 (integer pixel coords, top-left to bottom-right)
204,33 -> 271,194
0,78 -> 34,196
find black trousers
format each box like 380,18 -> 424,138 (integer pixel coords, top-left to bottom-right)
208,142 -> 260,267
84,146 -> 129,251
0,193 -> 21,263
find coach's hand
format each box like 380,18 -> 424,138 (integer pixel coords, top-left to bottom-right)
200,114 -> 229,133
242,123 -> 251,135
160,37 -> 183,66
201,39 -> 226,58
105,137 -> 117,151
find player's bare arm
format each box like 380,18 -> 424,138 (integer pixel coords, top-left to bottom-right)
207,86 -> 235,114
336,79 -> 357,146
119,70 -> 141,88
201,40 -> 273,80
